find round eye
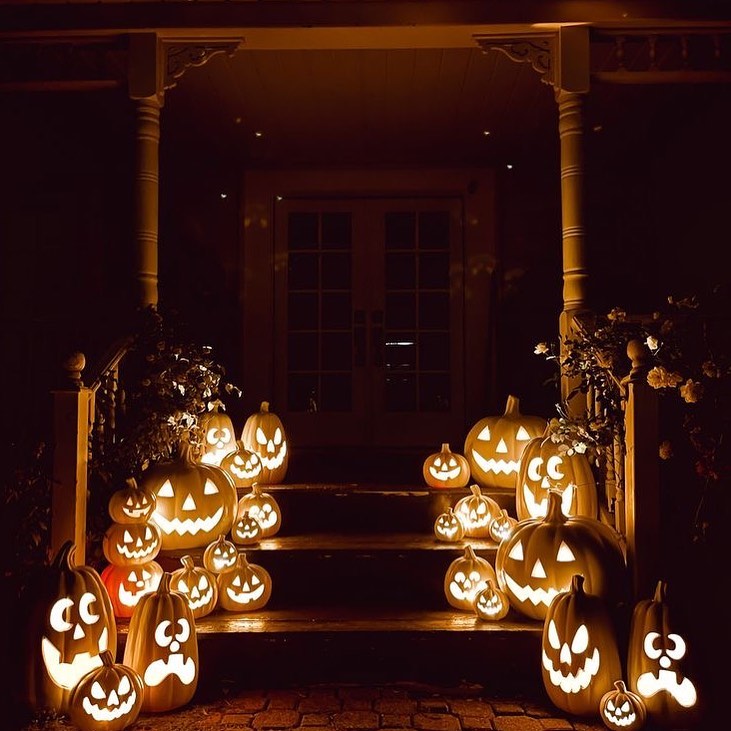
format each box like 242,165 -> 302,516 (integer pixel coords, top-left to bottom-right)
468,571 -> 482,582
203,479 -> 220,495
206,431 -> 220,445
666,633 -> 687,660
527,457 -> 543,481
477,425 -> 491,441
157,480 -> 174,497
644,631 -> 663,660
256,427 -> 267,445
91,681 -> 106,700
547,619 -> 561,649
546,456 -> 565,480
79,592 -> 100,624
453,571 -> 466,584
175,618 -> 191,643
49,597 -> 74,632
571,624 -> 589,654
155,620 -> 174,648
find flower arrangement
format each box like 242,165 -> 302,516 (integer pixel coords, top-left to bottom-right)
534,286 -> 730,543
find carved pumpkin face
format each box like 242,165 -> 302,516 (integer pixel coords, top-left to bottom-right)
443,545 -> 497,612
170,555 -> 218,619
600,680 -> 647,731
101,561 -> 164,619
216,553 -> 272,612
219,441 -> 263,489
241,401 -> 288,484
236,484 -> 281,538
199,401 -> 237,466
69,649 -> 143,731
453,484 -> 502,537
202,534 -> 238,574
24,542 -> 117,715
473,579 -> 510,621
141,442 -> 238,550
232,510 -> 262,545
541,575 -> 623,717
516,433 -> 598,521
107,478 -> 156,524
463,395 -> 547,489
433,508 -> 465,542
423,443 -> 470,488
627,580 -> 700,727
488,509 -> 518,543
495,492 -> 628,621
123,573 -> 199,713
102,521 -> 162,566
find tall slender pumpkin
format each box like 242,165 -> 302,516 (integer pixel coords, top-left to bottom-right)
241,400 -> 289,484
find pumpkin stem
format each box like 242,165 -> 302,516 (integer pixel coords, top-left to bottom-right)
653,579 -> 667,602
464,545 -> 478,560
469,484 -> 482,498
125,477 -> 138,490
614,680 -> 628,693
100,649 -> 115,667
545,490 -> 568,524
504,394 -> 520,416
53,540 -> 77,570
181,555 -> 195,570
260,401 -> 270,413
440,442 -> 451,452
570,574 -> 585,594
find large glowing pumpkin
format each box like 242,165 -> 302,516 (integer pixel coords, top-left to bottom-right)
123,572 -> 199,713
140,441 -> 238,550
422,443 -> 470,488
463,395 -> 546,489
541,574 -> 623,716
627,580 -> 701,728
23,541 -> 117,715
199,399 -> 237,466
443,545 -> 497,612
495,491 -> 627,621
515,429 -> 598,520
241,401 -> 288,484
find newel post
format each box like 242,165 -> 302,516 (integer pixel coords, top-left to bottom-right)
622,338 -> 661,600
51,352 -> 95,564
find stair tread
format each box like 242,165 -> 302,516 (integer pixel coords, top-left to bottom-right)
117,606 -> 541,636
241,483 -> 513,496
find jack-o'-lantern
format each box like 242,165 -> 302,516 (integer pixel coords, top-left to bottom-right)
516,429 -> 598,520
495,491 -> 627,621
101,561 -> 164,619
102,521 -> 162,567
236,484 -> 281,538
600,680 -> 647,731
69,649 -> 143,731
231,510 -> 262,545
627,580 -> 700,728
22,541 -> 117,715
108,478 -> 156,524
216,553 -> 272,612
241,401 -> 288,484
473,579 -> 510,621
423,443 -> 470,488
453,484 -> 501,537
123,572 -> 199,713
141,441 -> 238,550
464,395 -> 547,489
202,533 -> 238,574
541,574 -> 623,716
443,545 -> 497,612
199,399 -> 237,466
433,507 -> 465,542
488,509 -> 518,543
170,555 -> 218,619
219,440 -> 263,489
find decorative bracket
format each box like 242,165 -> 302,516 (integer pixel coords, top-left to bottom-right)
474,33 -> 555,86
163,39 -> 242,91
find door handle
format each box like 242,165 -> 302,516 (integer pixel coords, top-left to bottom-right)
371,310 -> 384,367
353,309 -> 366,366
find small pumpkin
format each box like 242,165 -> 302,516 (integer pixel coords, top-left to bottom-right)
101,561 -> 164,619
170,555 -> 218,619
541,574 -> 623,716
108,478 -> 156,524
241,400 -> 289,484
236,483 -> 281,538
219,440 -> 263,489
433,507 -> 465,542
216,553 -> 272,612
488,508 -> 518,543
515,427 -> 598,520
22,541 -> 117,715
473,579 -> 511,621
202,533 -> 238,574
123,572 -> 199,713
423,443 -> 470,488
443,544 -> 497,612
231,510 -> 262,545
453,484 -> 501,537
464,394 -> 547,489
600,680 -> 648,731
102,521 -> 162,566
68,649 -> 144,731
199,399 -> 237,466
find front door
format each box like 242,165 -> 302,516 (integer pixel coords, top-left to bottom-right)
274,196 -> 465,450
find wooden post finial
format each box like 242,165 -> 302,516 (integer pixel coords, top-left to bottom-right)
62,351 -> 86,389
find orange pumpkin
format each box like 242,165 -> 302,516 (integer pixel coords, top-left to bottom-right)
236,484 -> 281,538
199,399 -> 237,466
422,443 -> 470,488
170,555 -> 218,619
600,680 -> 648,731
102,521 -> 162,566
433,507 -> 465,543
241,401 -> 288,484
107,478 -> 156,524
219,440 -> 263,489
488,508 -> 518,543
473,579 -> 510,621
443,545 -> 497,612
231,510 -> 262,545
216,553 -> 272,612
202,533 -> 238,574
101,561 -> 164,619
453,484 -> 501,538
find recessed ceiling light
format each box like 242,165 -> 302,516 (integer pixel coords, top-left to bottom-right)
506,164 -> 513,170
255,131 -> 263,138
220,193 -> 228,199
483,130 -> 491,136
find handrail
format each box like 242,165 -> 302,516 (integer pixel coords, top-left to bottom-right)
86,334 -> 135,394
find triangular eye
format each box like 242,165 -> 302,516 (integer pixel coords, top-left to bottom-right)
91,680 -> 106,700
203,479 -> 220,495
516,426 -> 532,441
620,701 -> 630,713
507,540 -> 523,561
556,541 -> 576,562
144,526 -> 154,539
448,458 -> 457,468
477,425 -> 491,441
157,480 -> 174,497
273,427 -> 283,445
256,427 -> 267,445
434,457 -> 442,468
123,530 -> 133,544
571,624 -> 589,654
